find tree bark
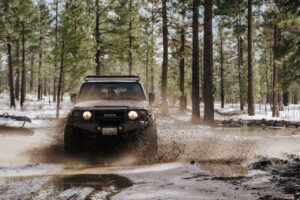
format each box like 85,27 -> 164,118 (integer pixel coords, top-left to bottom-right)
20,22 -> 26,108
95,0 -> 101,75
237,37 -> 244,111
192,0 -> 200,120
161,0 -> 169,115
247,0 -> 255,116
203,0 -> 214,124
7,34 -> 16,108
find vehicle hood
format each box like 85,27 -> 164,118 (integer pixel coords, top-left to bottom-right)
74,100 -> 151,109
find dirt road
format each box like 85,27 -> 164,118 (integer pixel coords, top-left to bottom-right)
0,116 -> 300,199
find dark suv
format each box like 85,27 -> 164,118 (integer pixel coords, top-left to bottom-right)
64,76 -> 157,156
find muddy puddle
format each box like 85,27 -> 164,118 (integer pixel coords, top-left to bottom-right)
211,127 -> 300,137
1,117 -> 300,199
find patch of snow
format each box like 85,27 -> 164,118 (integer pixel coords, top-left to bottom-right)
0,163 -> 64,178
0,93 -> 72,121
57,187 -> 94,200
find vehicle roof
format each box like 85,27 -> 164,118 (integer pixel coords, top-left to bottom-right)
84,76 -> 140,83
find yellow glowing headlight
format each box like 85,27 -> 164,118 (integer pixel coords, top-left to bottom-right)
128,111 -> 138,120
83,111 -> 92,120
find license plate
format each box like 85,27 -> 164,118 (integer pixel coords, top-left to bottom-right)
102,127 -> 118,135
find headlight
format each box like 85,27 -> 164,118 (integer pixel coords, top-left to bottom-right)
128,111 -> 138,120
83,111 -> 92,120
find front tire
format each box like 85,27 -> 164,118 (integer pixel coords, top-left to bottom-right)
141,124 -> 158,159
64,125 -> 82,153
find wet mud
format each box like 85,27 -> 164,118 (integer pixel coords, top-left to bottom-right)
1,114 -> 300,199
0,174 -> 132,200
249,157 -> 300,199
0,126 -> 34,136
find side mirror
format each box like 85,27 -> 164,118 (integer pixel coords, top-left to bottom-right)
70,93 -> 77,104
149,93 -> 155,105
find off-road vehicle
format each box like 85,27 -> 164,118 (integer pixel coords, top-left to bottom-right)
64,76 -> 157,156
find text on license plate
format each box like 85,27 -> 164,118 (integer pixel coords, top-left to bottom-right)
102,127 -> 118,135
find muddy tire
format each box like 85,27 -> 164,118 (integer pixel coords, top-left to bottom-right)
64,125 -> 82,153
141,124 -> 158,159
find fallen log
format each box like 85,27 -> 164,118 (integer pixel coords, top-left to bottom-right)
0,113 -> 32,127
215,109 -> 245,116
214,119 -> 300,128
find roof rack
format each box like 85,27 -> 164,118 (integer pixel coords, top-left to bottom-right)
84,75 -> 140,82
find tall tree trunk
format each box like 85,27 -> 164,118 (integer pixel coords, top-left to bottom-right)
56,37 -> 65,119
61,73 -> 64,102
53,0 -> 58,102
283,91 -> 289,106
220,29 -> 224,109
238,36 -> 244,111
150,6 -> 155,93
38,24 -> 43,100
7,34 -> 16,108
293,91 -> 298,104
203,0 -> 214,124
179,1 -> 186,112
199,43 -> 203,102
128,0 -> 133,75
161,0 -> 169,115
95,0 -> 101,75
15,70 -> 20,101
247,0 -> 255,115
20,23 -> 26,108
145,39 -> 149,92
30,53 -> 34,93
43,76 -> 47,96
265,53 -> 270,104
272,24 -> 279,117
192,0 -> 200,121
277,29 -> 284,111
15,41 -> 20,101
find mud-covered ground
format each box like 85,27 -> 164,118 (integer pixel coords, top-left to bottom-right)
0,112 -> 300,200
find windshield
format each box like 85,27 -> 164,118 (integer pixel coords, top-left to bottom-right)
78,82 -> 146,102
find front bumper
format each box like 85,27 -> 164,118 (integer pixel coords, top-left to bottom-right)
72,119 -> 151,134
66,107 -> 155,136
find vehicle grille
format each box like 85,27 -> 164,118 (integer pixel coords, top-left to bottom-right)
95,109 -> 126,124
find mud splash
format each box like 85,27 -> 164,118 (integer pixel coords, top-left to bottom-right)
28,116 -> 300,169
